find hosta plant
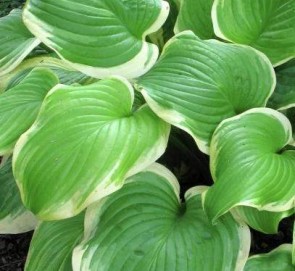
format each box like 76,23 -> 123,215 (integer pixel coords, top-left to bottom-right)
0,0 -> 294,270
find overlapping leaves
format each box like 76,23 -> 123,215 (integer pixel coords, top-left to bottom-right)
73,164 -> 250,271
13,77 -> 170,220
137,31 -> 274,153
212,0 -> 295,66
0,9 -> 40,76
204,108 -> 295,222
23,0 -> 170,78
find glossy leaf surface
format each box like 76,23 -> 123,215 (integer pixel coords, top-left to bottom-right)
73,164 -> 250,271
137,32 -> 274,153
13,77 -> 170,220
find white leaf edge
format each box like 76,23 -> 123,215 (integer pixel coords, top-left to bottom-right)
211,0 -> 295,67
205,107 -> 295,217
73,163 -> 250,271
22,1 -> 170,79
138,31 -> 275,154
12,77 -> 170,220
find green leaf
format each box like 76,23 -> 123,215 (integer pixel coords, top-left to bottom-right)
137,31 -> 275,153
13,77 -> 170,220
148,0 -> 179,50
73,163 -> 250,271
232,206 -> 294,234
23,0 -> 170,79
25,212 -> 84,271
0,67 -> 58,155
203,108 -> 295,222
174,0 -> 214,39
268,59 -> 295,110
244,244 -> 294,271
212,0 -> 295,66
0,55 -> 96,93
0,9 -> 40,76
0,157 -> 37,234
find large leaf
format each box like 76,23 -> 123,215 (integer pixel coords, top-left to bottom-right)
13,77 -> 170,220
203,108 -> 295,222
25,212 -> 84,271
0,55 -> 95,93
0,9 -> 40,76
232,206 -> 294,234
0,157 -> 37,234
268,59 -> 295,110
212,0 -> 295,66
174,0 -> 214,39
73,163 -> 250,271
23,0 -> 170,79
137,31 -> 275,153
0,67 -> 58,155
244,244 -> 294,271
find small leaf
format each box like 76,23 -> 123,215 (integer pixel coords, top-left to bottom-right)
0,9 -> 40,76
73,163 -> 250,271
244,244 -> 294,271
0,157 -> 37,234
203,108 -> 295,222
23,0 -> 170,78
137,31 -> 275,153
232,206 -> 294,234
13,77 -> 170,220
0,67 -> 58,155
212,0 -> 295,66
25,212 -> 84,271
175,0 -> 214,39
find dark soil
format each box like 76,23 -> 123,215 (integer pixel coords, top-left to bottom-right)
0,231 -> 33,271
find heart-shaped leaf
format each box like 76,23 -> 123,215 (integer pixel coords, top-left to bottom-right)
244,244 -> 294,271
268,59 -> 295,110
137,31 -> 275,153
0,157 -> 37,234
25,212 -> 84,271
23,0 -> 170,79
174,0 -> 214,39
13,77 -> 170,220
203,108 -> 295,222
212,0 -> 295,66
232,206 -> 294,234
73,163 -> 250,271
0,9 -> 40,76
0,67 -> 58,155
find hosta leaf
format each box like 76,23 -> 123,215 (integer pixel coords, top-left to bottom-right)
23,0 -> 170,79
203,108 -> 295,222
0,157 -> 37,234
174,0 -> 214,39
232,206 -> 294,234
137,31 -> 274,153
148,0 -> 179,50
25,212 -> 84,271
13,77 -> 170,220
212,0 -> 295,66
0,55 -> 95,93
244,244 -> 294,271
268,59 -> 295,110
0,9 -> 40,76
73,164 -> 250,271
0,67 -> 58,155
